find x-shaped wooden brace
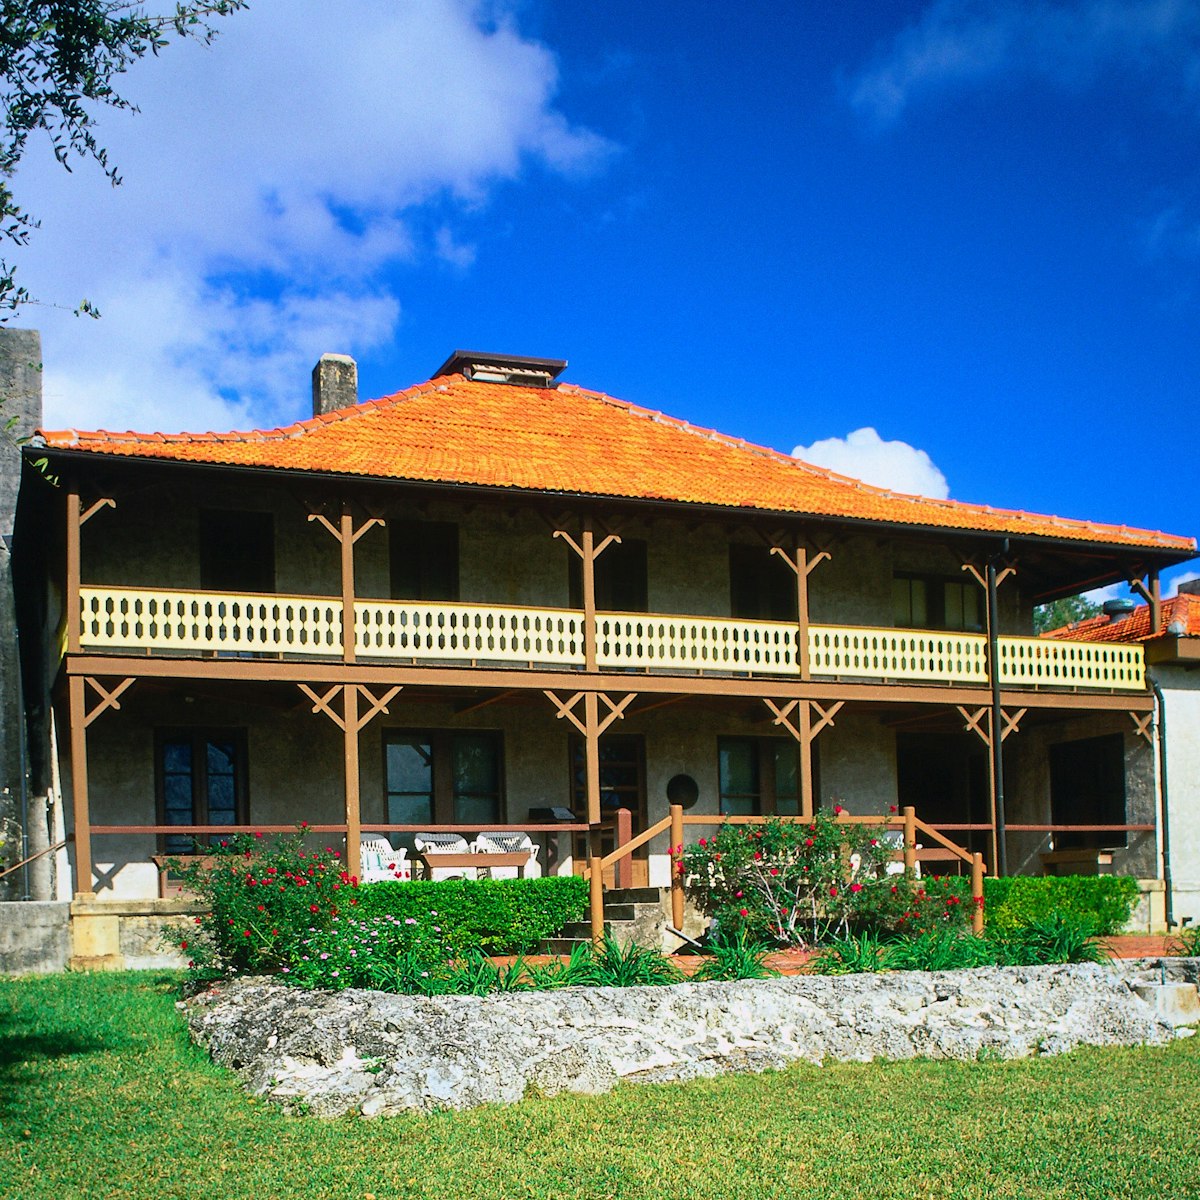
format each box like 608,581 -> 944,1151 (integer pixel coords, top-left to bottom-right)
960,558 -> 1017,590
762,699 -> 843,744
957,705 -> 1025,746
543,690 -> 637,736
307,511 -> 385,544
1128,711 -> 1154,745
82,677 -> 135,727
79,497 -> 116,526
297,684 -> 401,732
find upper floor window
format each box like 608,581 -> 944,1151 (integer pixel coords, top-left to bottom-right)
569,537 -> 648,612
199,510 -> 274,593
390,521 -> 459,601
729,544 -> 798,622
893,573 -> 983,633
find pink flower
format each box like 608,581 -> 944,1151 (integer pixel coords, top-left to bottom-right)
735,890 -> 744,899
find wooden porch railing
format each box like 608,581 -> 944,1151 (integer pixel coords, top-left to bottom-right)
585,804 -> 986,944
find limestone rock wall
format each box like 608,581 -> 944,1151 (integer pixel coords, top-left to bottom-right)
185,963 -> 1178,1119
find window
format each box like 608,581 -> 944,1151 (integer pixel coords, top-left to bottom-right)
199,510 -> 274,593
390,521 -> 459,601
896,732 -> 989,857
1049,734 -> 1127,849
383,730 -> 503,829
717,737 -> 807,816
893,574 -> 983,633
729,544 -> 797,622
568,538 -> 648,612
155,729 -> 248,855
569,734 -> 646,821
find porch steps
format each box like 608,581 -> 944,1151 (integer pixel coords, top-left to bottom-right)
542,887 -> 669,954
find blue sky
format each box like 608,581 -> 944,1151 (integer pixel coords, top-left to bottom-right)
16,0 -> 1200,593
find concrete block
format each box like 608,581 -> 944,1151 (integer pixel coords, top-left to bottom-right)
70,909 -> 122,970
1133,981 -> 1200,1027
0,900 -> 70,974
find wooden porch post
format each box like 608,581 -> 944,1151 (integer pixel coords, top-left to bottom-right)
584,690 -> 601,858
67,676 -> 92,896
340,504 -> 356,664
670,802 -> 685,930
581,518 -> 597,672
794,539 -> 811,680
1149,569 -> 1161,637
762,698 -> 841,820
65,487 -> 81,654
971,852 -> 985,935
797,700 -> 815,818
342,684 -> 361,881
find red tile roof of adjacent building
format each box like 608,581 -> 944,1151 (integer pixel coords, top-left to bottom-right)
37,372 -> 1196,552
1045,593 -> 1200,643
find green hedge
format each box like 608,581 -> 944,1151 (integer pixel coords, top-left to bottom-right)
982,875 -> 1140,937
353,875 -> 588,955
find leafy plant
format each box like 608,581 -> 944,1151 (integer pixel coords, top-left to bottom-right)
590,937 -> 684,988
992,913 -> 1109,966
695,931 -> 780,981
524,943 -> 603,989
440,952 -> 532,996
810,933 -> 889,975
883,930 -> 995,972
1171,924 -> 1200,957
984,876 -> 1139,938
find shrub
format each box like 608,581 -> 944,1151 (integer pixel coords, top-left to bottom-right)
991,913 -> 1109,965
678,809 -> 897,949
694,931 -> 780,982
353,875 -> 587,955
984,875 -> 1139,938
884,929 -> 995,972
1171,924 -> 1200,957
164,829 -> 358,976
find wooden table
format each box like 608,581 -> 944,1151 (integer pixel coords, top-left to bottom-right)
415,851 -> 532,879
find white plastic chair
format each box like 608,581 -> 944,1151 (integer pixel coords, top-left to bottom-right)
359,835 -> 410,883
471,831 -> 540,879
413,832 -> 475,881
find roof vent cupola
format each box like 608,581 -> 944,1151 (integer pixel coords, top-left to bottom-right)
1102,598 -> 1136,622
433,350 -> 567,388
312,353 -> 358,417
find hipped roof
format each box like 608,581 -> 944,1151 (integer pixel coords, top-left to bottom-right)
38,371 -> 1195,554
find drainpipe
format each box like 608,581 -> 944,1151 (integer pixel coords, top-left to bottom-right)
1149,673 -> 1174,929
987,540 -> 1008,877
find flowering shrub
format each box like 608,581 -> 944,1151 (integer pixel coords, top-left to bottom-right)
163,829 -> 359,975
676,810 -> 902,949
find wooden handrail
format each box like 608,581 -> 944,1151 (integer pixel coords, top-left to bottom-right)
911,818 -> 975,866
0,839 -> 68,880
598,815 -> 671,870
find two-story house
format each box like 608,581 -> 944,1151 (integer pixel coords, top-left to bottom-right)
12,349 -> 1195,949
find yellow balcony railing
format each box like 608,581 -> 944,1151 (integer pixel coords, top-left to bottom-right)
76,587 -> 1145,690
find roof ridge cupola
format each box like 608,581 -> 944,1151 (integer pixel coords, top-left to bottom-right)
432,349 -> 567,388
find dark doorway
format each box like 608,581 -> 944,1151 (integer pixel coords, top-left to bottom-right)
1049,733 -> 1127,849
896,732 -> 989,857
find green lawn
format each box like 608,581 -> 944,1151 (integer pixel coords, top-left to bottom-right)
1,972 -> 1198,1200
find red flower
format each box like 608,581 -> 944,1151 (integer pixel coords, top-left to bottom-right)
739,908 -> 749,917
309,904 -> 319,913
804,837 -> 814,847
850,883 -> 863,894
257,905 -> 265,912
833,804 -> 844,815
769,867 -> 779,876
271,928 -> 278,936
698,838 -> 707,847
254,831 -> 263,839
300,821 -> 309,829
180,940 -> 188,951
219,840 -> 228,847
243,930 -> 251,938
735,890 -> 744,899
829,886 -> 838,898
889,804 -> 898,814
753,851 -> 762,861
891,885 -> 898,894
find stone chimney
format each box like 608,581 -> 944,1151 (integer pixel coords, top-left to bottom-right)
1178,579 -> 1200,598
312,353 -> 358,417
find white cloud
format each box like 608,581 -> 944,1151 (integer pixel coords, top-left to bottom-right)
1165,568 -> 1200,596
792,427 -> 950,498
850,0 -> 1200,125
16,0 -> 611,433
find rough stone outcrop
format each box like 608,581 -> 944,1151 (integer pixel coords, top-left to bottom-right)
184,962 -> 1182,1118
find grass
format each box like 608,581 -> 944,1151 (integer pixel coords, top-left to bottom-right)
2,972 -> 1199,1200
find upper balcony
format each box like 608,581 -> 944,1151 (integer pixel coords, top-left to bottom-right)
77,585 -> 1146,691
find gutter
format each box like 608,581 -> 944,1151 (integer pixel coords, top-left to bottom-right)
1149,673 -> 1174,929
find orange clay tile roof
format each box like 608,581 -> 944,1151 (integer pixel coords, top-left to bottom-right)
37,373 -> 1196,553
1044,593 -> 1200,643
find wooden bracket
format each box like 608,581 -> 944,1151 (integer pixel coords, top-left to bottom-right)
298,683 -> 402,732
82,677 -> 134,727
553,528 -> 623,561
957,705 -> 1024,746
762,698 -> 843,744
1129,711 -> 1154,744
544,690 -> 637,736
79,497 -> 116,526
769,545 -> 832,576
960,557 -> 1016,590
1128,578 -> 1152,605
307,512 -> 384,543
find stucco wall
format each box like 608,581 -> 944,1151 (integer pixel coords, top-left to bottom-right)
1158,665 -> 1200,924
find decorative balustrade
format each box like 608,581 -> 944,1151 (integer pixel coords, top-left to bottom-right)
596,613 -> 798,674
808,625 -> 989,683
76,587 -> 1145,690
997,635 -> 1144,690
356,600 -> 584,666
79,587 -> 342,655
